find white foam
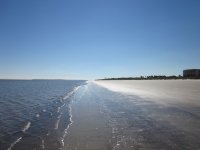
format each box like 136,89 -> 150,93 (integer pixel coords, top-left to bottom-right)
61,99 -> 75,149
63,91 -> 74,100
57,103 -> 65,113
60,103 -> 65,108
22,121 -> 31,132
59,85 -> 82,149
63,86 -> 81,100
7,137 -> 22,150
57,107 -> 61,113
41,139 -> 45,149
54,114 -> 62,130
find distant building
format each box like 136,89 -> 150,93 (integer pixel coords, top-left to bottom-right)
183,69 -> 200,78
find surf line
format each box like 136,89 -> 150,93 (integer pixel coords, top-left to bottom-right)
7,137 -> 22,150
54,86 -> 81,131
22,121 -> 31,133
63,86 -> 81,100
60,85 -> 82,149
60,103 -> 74,150
7,121 -> 31,150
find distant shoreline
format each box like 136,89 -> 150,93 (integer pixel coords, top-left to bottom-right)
98,76 -> 200,80
0,79 -> 86,81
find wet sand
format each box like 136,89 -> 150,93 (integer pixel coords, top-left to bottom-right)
64,85 -> 112,150
64,80 -> 200,150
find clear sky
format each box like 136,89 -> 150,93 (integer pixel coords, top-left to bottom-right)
0,0 -> 200,80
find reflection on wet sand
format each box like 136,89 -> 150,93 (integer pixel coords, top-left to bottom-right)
65,81 -> 200,150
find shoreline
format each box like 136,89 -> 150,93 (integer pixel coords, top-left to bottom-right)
64,84 -> 113,150
64,81 -> 200,149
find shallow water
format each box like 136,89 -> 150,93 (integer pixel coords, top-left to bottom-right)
0,80 -> 85,150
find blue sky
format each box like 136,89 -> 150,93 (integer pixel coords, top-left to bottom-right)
0,0 -> 200,80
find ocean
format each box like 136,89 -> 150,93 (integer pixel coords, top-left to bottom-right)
0,80 -> 86,150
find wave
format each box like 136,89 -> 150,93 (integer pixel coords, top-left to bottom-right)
7,137 -> 22,150
57,103 -> 65,113
61,98 -> 74,149
0,80 -> 86,150
10,85 -> 81,150
54,86 -> 81,131
54,114 -> 62,130
36,113 -> 40,118
63,86 -> 81,100
21,121 -> 31,133
59,86 -> 82,149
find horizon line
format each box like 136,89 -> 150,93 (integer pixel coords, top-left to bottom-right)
0,79 -> 88,81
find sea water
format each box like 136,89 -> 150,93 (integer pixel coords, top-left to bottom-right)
0,80 -> 85,150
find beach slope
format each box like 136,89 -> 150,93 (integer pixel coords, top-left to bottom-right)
65,80 -> 200,150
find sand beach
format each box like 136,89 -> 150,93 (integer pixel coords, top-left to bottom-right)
64,80 -> 200,150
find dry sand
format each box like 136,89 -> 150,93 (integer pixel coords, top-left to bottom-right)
94,80 -> 200,106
